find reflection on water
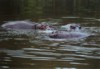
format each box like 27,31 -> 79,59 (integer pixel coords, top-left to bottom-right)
0,18 -> 100,69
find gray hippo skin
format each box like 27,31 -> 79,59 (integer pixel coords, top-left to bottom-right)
1,21 -> 54,30
1,21 -> 36,30
49,31 -> 89,39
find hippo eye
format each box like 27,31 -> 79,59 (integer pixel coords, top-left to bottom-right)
79,26 -> 81,29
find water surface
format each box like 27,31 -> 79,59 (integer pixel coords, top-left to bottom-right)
0,18 -> 100,69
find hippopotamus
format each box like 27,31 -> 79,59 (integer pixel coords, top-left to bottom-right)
60,23 -> 81,32
47,24 -> 89,39
1,21 -> 36,30
1,21 -> 55,31
48,31 -> 89,39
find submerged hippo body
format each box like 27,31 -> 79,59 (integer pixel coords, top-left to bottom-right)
1,21 -> 52,30
48,31 -> 89,39
1,21 -> 36,30
42,23 -> 90,39
47,23 -> 89,39
1,21 -> 56,35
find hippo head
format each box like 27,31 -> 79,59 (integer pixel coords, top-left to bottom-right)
61,23 -> 81,32
70,24 -> 81,32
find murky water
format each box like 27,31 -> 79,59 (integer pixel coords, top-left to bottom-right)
0,18 -> 100,69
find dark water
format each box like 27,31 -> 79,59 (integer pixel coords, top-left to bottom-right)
0,18 -> 100,69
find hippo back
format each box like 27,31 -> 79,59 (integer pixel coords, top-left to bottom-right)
1,21 -> 35,30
